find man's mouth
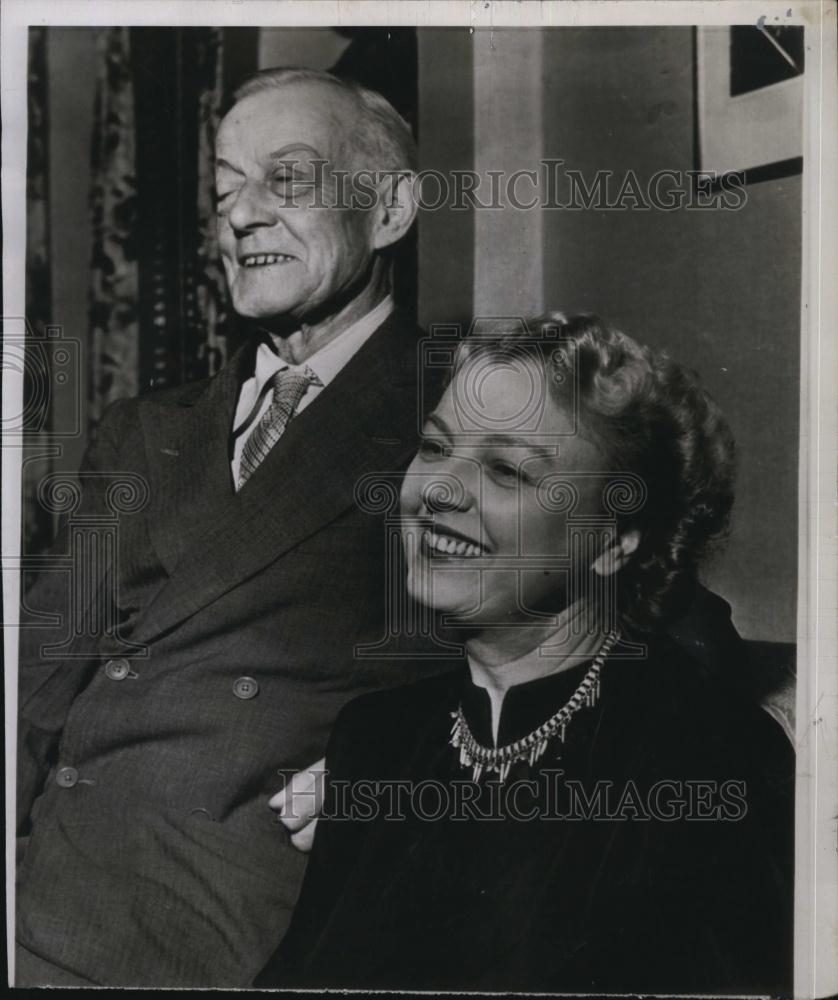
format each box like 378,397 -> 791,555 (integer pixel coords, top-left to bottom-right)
423,528 -> 487,559
238,253 -> 296,268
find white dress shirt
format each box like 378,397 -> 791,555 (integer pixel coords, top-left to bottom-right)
230,295 -> 394,482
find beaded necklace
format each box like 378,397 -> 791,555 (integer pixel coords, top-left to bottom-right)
449,628 -> 621,782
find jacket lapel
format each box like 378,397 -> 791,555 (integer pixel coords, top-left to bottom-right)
133,312 -> 425,643
139,341 -> 253,576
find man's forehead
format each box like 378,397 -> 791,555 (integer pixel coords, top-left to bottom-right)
216,81 -> 354,156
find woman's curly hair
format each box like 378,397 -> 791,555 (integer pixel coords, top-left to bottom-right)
453,312 -> 736,631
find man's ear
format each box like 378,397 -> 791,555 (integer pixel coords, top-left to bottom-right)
592,529 -> 641,578
372,171 -> 418,251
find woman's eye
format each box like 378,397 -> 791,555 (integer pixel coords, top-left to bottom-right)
419,437 -> 448,460
490,460 -> 522,484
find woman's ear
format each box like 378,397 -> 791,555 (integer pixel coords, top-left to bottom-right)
372,172 -> 418,250
592,529 -> 641,577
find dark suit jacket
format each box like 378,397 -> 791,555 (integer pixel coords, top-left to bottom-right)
257,633 -> 794,994
15,310 -> 448,987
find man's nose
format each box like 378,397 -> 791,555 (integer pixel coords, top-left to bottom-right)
227,180 -> 278,234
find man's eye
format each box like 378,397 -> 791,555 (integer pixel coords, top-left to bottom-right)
419,437 -> 449,460
272,170 -> 309,190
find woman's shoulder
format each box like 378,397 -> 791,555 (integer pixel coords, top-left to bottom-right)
606,631 -> 793,779
340,667 -> 462,721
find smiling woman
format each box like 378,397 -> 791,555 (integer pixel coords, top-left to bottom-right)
401,313 -> 735,643
255,312 -> 793,994
400,340 -> 612,638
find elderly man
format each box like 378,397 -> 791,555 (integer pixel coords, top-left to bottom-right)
15,68 -> 439,988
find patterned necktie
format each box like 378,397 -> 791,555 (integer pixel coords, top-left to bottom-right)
238,366 -> 321,489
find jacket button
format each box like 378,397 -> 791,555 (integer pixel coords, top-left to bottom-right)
232,676 -> 259,700
104,658 -> 131,681
55,766 -> 79,788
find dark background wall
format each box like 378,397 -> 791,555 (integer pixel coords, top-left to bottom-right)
415,27 -> 801,642
541,27 -> 801,642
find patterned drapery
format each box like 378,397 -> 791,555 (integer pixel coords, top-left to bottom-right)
194,29 -> 231,379
89,27 -> 237,426
88,27 -> 140,424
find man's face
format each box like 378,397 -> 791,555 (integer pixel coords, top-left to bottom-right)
215,82 -> 378,322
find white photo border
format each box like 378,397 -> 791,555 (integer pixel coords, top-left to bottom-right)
2,2 -> 836,995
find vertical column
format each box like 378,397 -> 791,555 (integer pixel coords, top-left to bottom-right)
473,28 -> 544,317
417,28 -> 475,329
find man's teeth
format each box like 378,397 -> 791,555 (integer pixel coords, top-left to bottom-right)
241,254 -> 294,267
426,530 -> 484,558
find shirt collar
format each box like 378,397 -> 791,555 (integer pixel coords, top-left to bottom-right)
251,295 -> 394,393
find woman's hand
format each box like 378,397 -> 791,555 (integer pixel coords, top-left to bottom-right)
270,757 -> 326,853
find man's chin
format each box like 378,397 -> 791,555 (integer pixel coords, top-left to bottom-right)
227,271 -> 310,321
230,296 -> 305,322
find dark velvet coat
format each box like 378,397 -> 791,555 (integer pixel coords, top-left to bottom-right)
257,632 -> 793,995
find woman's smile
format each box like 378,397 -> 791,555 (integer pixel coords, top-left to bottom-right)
422,526 -> 488,559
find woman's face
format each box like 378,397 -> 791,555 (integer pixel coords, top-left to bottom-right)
400,354 -> 610,626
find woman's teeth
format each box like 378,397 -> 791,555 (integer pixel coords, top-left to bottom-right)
426,530 -> 484,558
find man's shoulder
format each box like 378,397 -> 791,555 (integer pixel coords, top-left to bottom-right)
98,376 -> 212,425
329,668 -> 461,764
136,377 -> 214,409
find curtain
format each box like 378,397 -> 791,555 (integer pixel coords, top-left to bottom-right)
88,27 -> 139,425
194,29 -> 231,379
22,27 -> 53,554
89,27 -> 241,428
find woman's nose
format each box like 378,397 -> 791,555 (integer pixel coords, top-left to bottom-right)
228,180 -> 278,234
420,464 -> 476,513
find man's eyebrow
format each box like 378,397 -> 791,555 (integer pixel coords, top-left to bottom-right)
215,158 -> 244,175
268,143 -> 324,161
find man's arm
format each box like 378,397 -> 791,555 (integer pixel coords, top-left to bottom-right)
17,399 -> 134,832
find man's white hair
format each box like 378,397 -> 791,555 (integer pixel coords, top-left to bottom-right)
233,66 -> 416,173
